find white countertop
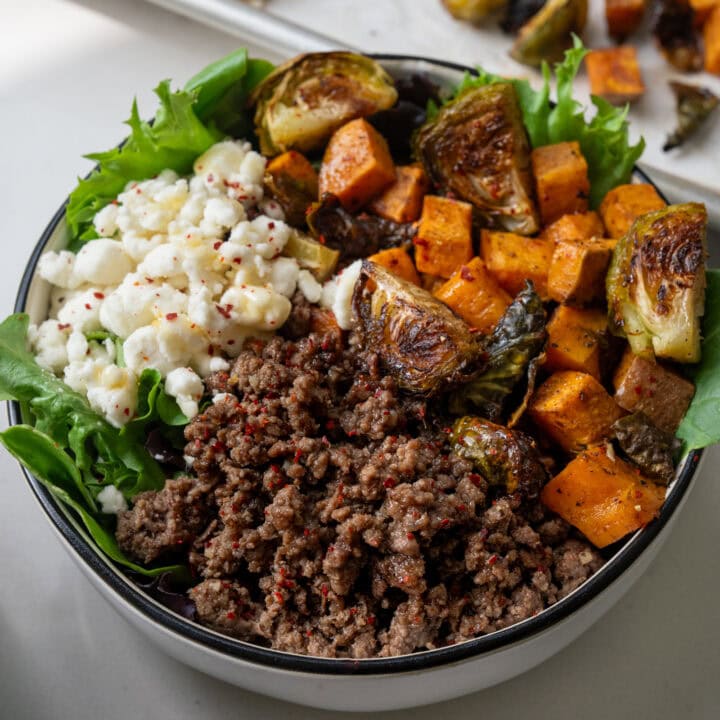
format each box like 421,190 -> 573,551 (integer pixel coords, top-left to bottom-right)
1,1 -> 719,718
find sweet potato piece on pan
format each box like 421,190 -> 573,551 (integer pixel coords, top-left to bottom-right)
605,0 -> 647,40
541,211 -> 605,244
541,445 -> 666,548
367,247 -> 420,285
548,237 -> 615,305
598,183 -> 667,238
586,47 -> 645,105
545,306 -> 608,379
368,164 -> 429,223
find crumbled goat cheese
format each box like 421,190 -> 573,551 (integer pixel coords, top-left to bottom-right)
97,485 -> 128,515
321,260 -> 362,330
165,367 -> 204,418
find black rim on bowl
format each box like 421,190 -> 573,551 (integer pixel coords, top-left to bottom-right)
8,54 -> 702,676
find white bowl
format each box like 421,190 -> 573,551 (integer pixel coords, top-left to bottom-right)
8,55 -> 703,712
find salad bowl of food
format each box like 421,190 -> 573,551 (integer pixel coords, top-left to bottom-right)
3,45 -> 717,711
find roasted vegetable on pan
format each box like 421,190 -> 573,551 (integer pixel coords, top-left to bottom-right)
500,0 -> 547,33
264,150 -> 318,227
449,282 -> 546,421
651,0 -> 703,72
414,83 -> 539,235
606,202 -> 707,363
451,416 -> 548,499
605,0 -> 647,41
442,0 -> 508,22
352,261 -> 485,395
663,81 -> 719,151
511,0 -> 588,67
250,52 -> 398,156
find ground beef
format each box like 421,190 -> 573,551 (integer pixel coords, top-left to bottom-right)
117,306 -> 604,658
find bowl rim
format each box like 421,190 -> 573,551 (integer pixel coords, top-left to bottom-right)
8,52 -> 703,676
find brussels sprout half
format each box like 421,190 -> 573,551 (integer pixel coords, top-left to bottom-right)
606,202 -> 707,363
250,52 -> 398,156
414,83 -> 539,235
352,261 -> 485,395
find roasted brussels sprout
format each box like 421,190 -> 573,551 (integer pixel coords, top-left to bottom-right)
510,0 -> 588,67
250,52 -> 398,156
414,83 -> 539,235
442,0 -> 508,22
663,81 -> 719,152
612,412 -> 681,485
283,230 -> 339,282
652,0 -> 703,72
451,416 -> 547,499
500,0 -> 547,33
353,261 -> 485,395
606,202 -> 707,363
450,282 -> 546,420
307,194 -> 416,262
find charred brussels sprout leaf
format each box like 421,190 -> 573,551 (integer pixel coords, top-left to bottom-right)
442,0 -> 508,22
450,282 -> 546,420
511,0 -> 588,67
612,412 -> 680,484
663,82 -> 719,152
606,202 -> 707,363
414,83 -> 539,235
652,0 -> 703,72
250,52 -> 398,156
500,0 -> 547,33
307,194 -> 416,262
451,416 -> 547,499
353,261 -> 485,395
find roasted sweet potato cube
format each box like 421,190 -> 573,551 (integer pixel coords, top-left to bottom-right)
531,142 -> 591,226
548,238 -> 615,305
267,150 -> 319,196
480,230 -> 554,299
434,257 -> 513,334
414,196 -> 474,278
319,118 -> 396,211
705,6 -> 720,74
368,164 -> 429,223
613,349 -> 695,433
598,183 -> 667,238
586,47 -> 645,105
541,211 -> 605,244
605,0 -> 647,40
367,247 -> 420,285
545,306 -> 608,379
541,445 -> 666,548
528,371 -> 625,453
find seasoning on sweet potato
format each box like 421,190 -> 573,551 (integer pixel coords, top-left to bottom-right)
598,183 -> 667,238
541,211 -> 605,244
613,349 -> 695,433
367,247 -> 420,285
318,118 -> 396,211
548,237 -> 615,305
368,164 -> 429,223
414,195 -> 474,278
545,306 -> 608,379
528,370 -> 625,453
480,229 -> 554,299
541,445 -> 666,548
585,47 -> 645,105
705,5 -> 720,74
605,0 -> 647,40
434,257 -> 513,334
531,142 -> 590,226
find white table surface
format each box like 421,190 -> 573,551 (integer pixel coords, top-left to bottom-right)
1,1 -> 719,718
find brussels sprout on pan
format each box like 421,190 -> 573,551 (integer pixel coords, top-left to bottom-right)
353,261 -> 485,395
510,0 -> 588,67
612,412 -> 681,484
663,82 -> 719,152
450,416 -> 547,499
414,83 -> 539,235
307,194 -> 417,262
250,52 -> 398,156
450,282 -> 546,421
651,0 -> 703,72
606,202 -> 707,363
442,0 -> 508,22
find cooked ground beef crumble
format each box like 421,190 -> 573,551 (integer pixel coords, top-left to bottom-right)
117,301 -> 603,658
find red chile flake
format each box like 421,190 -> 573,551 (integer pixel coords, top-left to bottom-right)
226,611 -> 236,620
57,323 -> 70,330
488,554 -> 498,566
321,584 -> 329,597
273,592 -> 284,604
303,528 -> 310,537
84,303 -> 92,310
213,241 -> 222,250
383,478 -> 395,488
367,616 -> 376,626
216,304 -> 232,319
293,449 -> 303,463
460,266 -> 474,282
439,518 -> 450,527
93,292 -> 105,299
268,221 -> 275,229
166,312 -> 178,321
406,532 -> 415,540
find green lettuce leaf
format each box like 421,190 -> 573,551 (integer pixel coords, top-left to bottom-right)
0,425 -> 186,579
66,48 -> 274,248
444,36 -> 645,207
0,313 -> 163,498
677,270 -> 720,451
